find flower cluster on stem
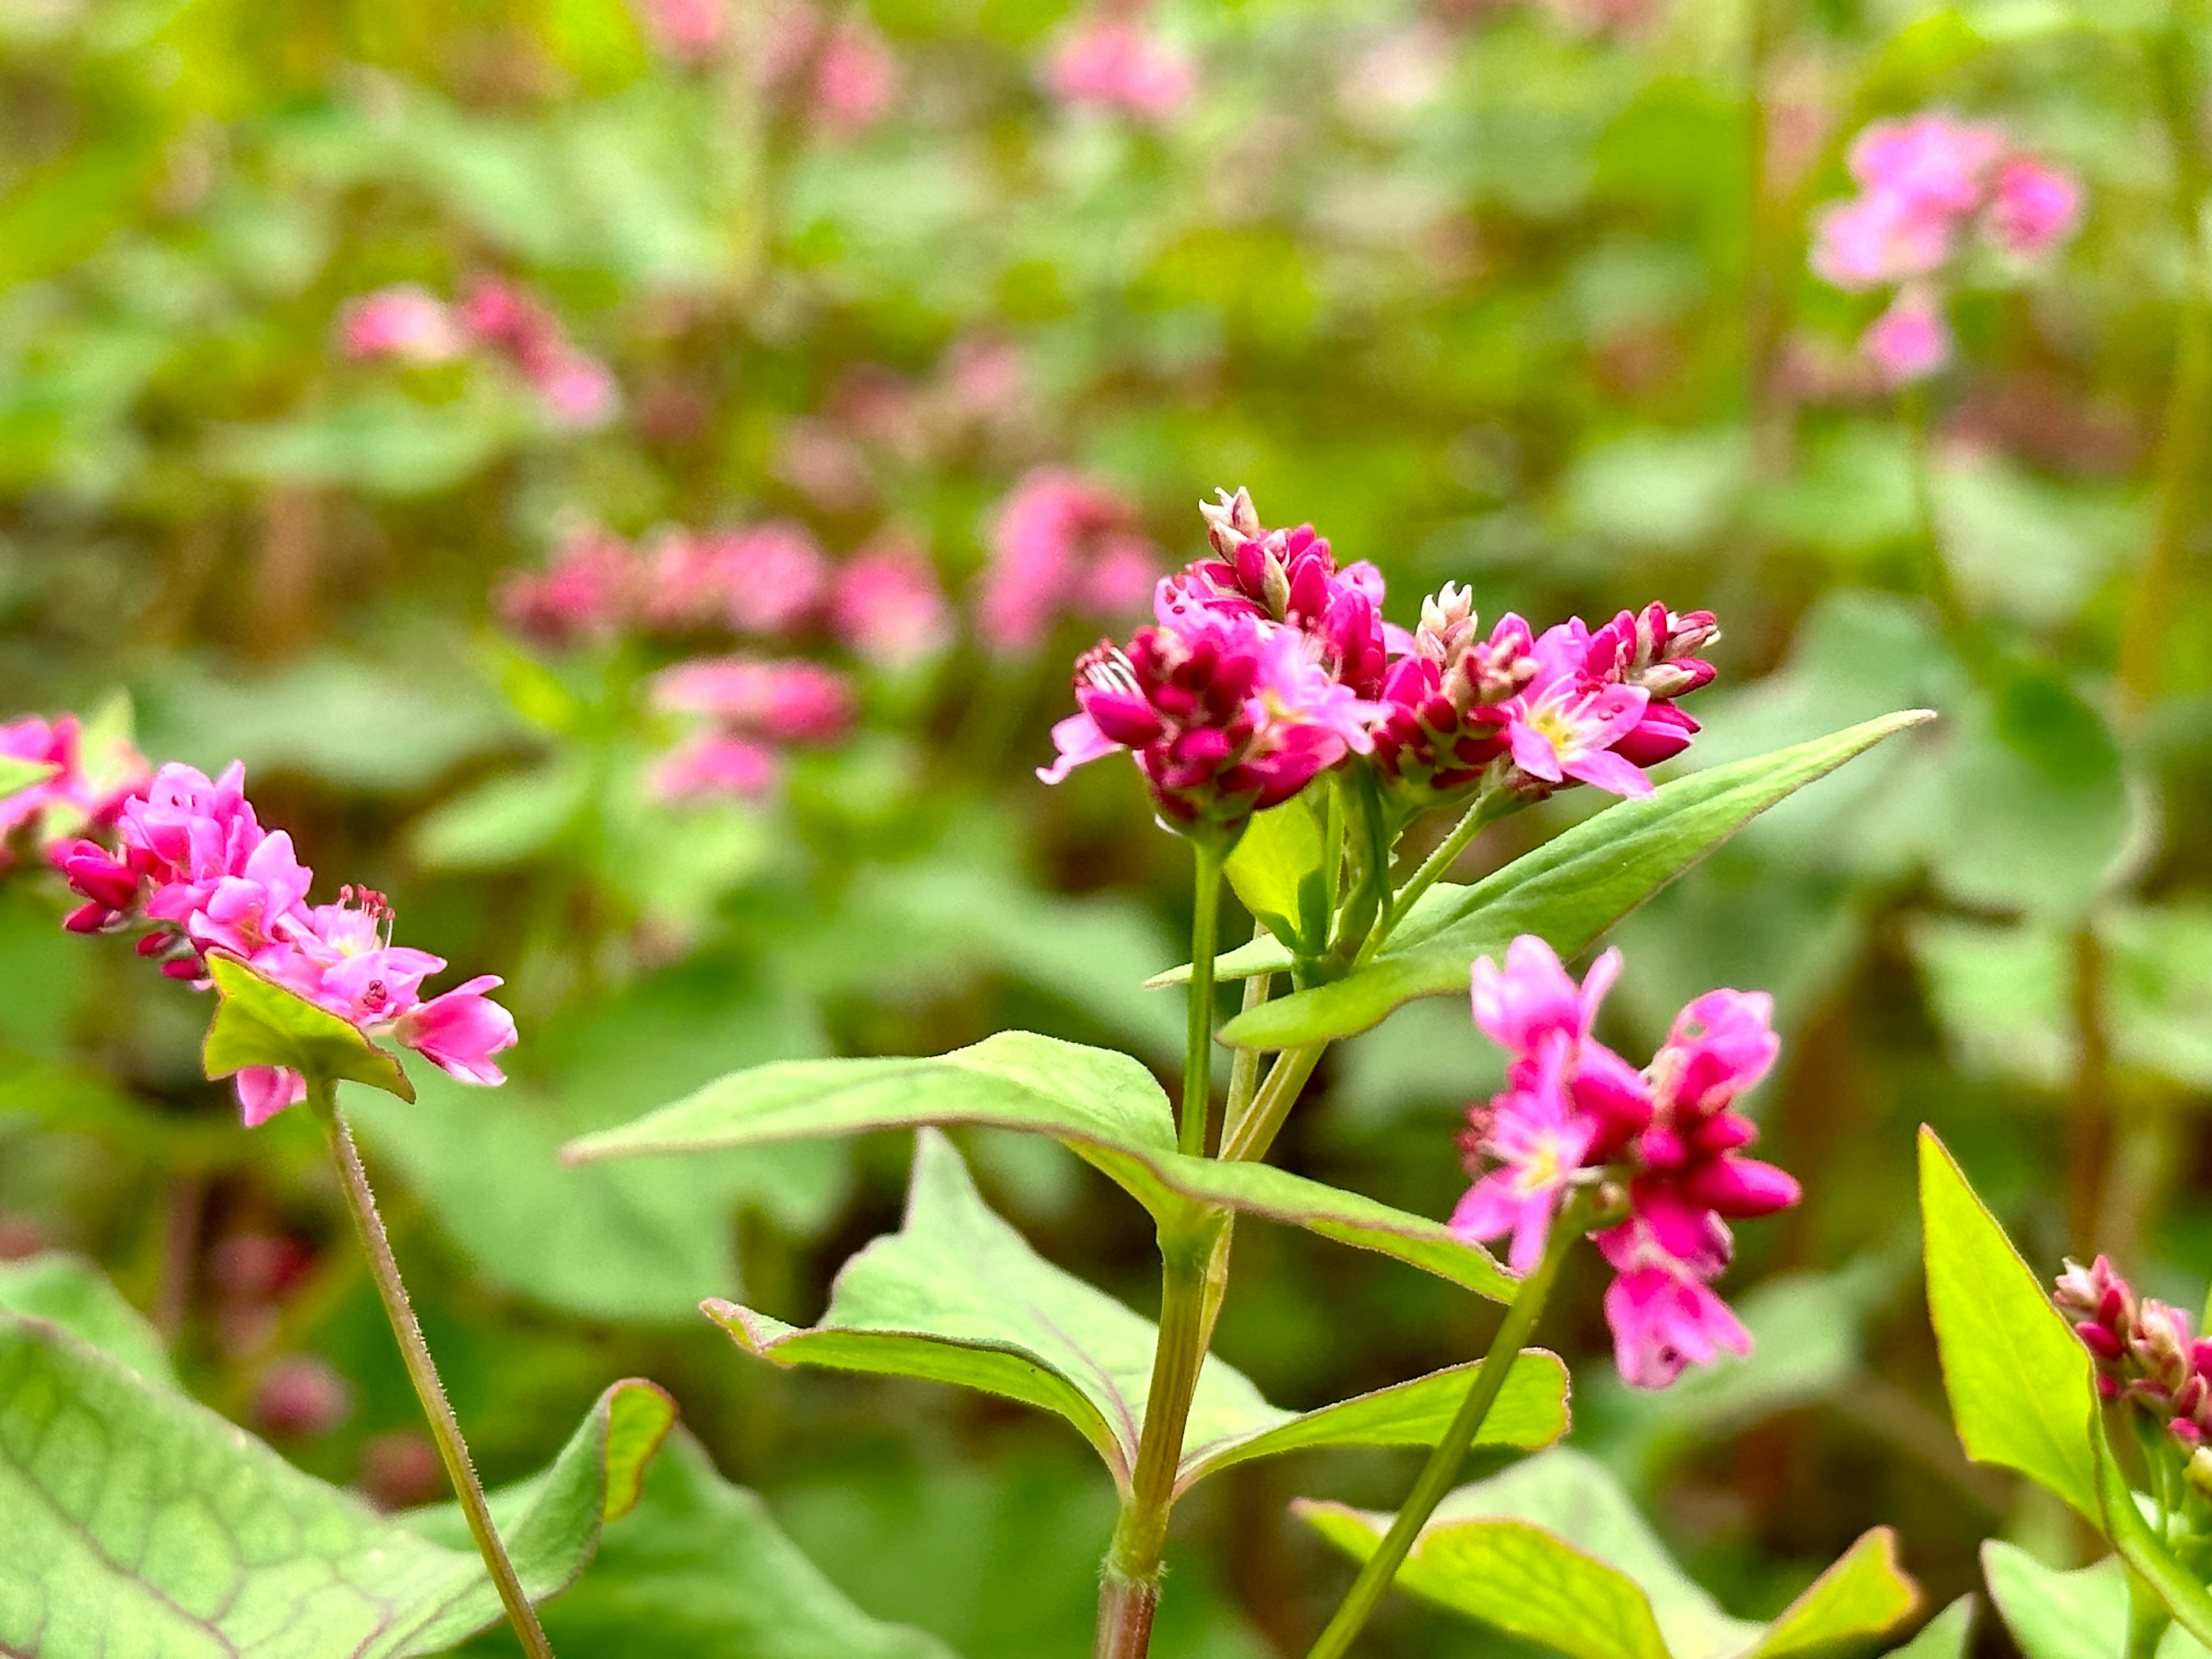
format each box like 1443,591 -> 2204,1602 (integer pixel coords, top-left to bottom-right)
1455,936 -> 1799,1387
2057,1255 -> 2212,1490
58,761 -> 516,1124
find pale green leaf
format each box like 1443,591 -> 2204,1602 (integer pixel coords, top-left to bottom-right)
567,1031 -> 1513,1300
1916,1127 -> 2099,1519
0,1252 -> 174,1387
1218,712 -> 1932,1048
0,1311 -> 675,1657
445,1433 -> 960,1657
410,756 -> 592,870
703,1132 -> 1562,1494
0,756 -> 57,798
1982,1543 -> 2129,1659
1887,1597 -> 1976,1659
1301,1449 -> 1916,1659
1225,791 -> 1334,956
203,952 -> 414,1102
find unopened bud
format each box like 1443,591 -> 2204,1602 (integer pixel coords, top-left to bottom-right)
2190,1445 -> 2212,1497
1260,551 -> 1292,620
1199,486 -> 1261,555
2133,1301 -> 2196,1395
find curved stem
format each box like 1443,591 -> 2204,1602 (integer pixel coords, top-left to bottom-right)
1304,1190 -> 1590,1659
1220,1043 -> 1323,1164
1182,844 -> 1224,1158
313,1085 -> 555,1659
1360,788 -> 1510,968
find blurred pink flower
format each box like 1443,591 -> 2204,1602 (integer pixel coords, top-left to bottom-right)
339,286 -> 463,365
254,1355 -> 355,1438
1990,157 -> 2081,256
458,279 -> 619,429
831,539 -> 954,664
1,713 -> 145,863
654,656 -> 857,743
980,470 -> 1158,654
1809,194 -> 1955,290
1862,290 -> 1952,386
535,351 -> 620,430
724,524 -> 832,636
651,733 -> 782,801
636,0 -> 726,60
1047,20 -> 1194,120
1849,113 -> 2004,219
814,17 -> 897,132
498,527 -> 639,646
941,336 -> 1026,425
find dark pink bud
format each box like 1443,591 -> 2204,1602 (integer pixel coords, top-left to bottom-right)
2173,1417 -> 2203,1448
160,957 -> 202,980
1684,1155 -> 1802,1218
2076,1321 -> 2126,1361
63,902 -> 111,933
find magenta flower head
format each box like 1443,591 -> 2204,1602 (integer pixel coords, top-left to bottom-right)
650,734 -> 781,801
1371,588 -> 1534,800
1039,609 -> 1381,845
60,763 -> 517,1125
1498,624 -> 1657,800
1046,18 -> 1195,121
653,657 -> 856,745
497,527 -> 641,647
1989,157 -> 2081,256
830,537 -> 953,665
1455,935 -> 1797,1389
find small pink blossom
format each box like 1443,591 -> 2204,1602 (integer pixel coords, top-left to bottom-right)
392,975 -> 518,1086
1,714 -> 145,865
253,1355 -> 355,1438
1046,20 -> 1194,120
1450,1043 -> 1596,1274
1499,625 -> 1654,798
534,351 -> 620,430
1472,936 -> 1620,1060
1862,290 -> 1952,386
1601,1255 -> 1753,1389
813,17 -> 897,132
1809,194 -> 1955,291
339,286 -> 463,365
636,0 -> 726,60
457,279 -> 619,429
1849,113 -> 2004,219
498,527 -> 639,646
1989,158 -> 2080,256
653,657 -> 856,744
830,539 -> 954,664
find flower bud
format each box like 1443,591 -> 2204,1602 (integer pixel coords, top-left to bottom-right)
1199,486 -> 1260,556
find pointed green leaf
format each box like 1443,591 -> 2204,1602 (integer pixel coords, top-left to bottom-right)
0,756 -> 58,798
203,952 -> 415,1102
0,1310 -> 675,1656
445,1433 -> 960,1657
1916,1127 -> 2099,1519
1888,1597 -> 1976,1659
0,1251 -> 175,1387
1225,791 -> 1334,956
703,1132 -> 1563,1493
1218,712 -> 1931,1048
568,1031 -> 1514,1300
1747,1528 -> 1920,1659
1300,1449 -> 1916,1659
1981,1543 -> 2131,1659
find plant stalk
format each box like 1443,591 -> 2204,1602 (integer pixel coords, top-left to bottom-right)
1304,1190 -> 1590,1659
1361,787 -> 1511,967
1183,844 -> 1224,1158
1220,1043 -> 1323,1164
313,1084 -> 555,1659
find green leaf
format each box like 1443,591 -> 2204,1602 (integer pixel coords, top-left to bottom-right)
1887,1597 -> 1976,1659
0,756 -> 57,798
0,1310 -> 675,1656
703,1131 -> 1564,1494
203,952 -> 415,1102
1225,790 -> 1334,956
410,756 -> 593,870
1916,1127 -> 2099,1520
2092,1434 -> 2212,1651
0,1251 -> 175,1387
1981,1543 -> 2130,1659
1218,711 -> 1932,1048
446,1432 -> 960,1657
1299,1449 -> 1917,1659
566,1031 -> 1513,1300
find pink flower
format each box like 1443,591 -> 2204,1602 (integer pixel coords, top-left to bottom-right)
653,657 -> 855,744
830,539 -> 954,664
1862,290 -> 1951,387
1849,114 -> 2003,217
1038,610 -> 1382,838
1471,935 -> 1619,1059
1499,626 -> 1656,799
1450,1043 -> 1596,1274
979,471 -> 1158,654
392,975 -> 518,1086
339,286 -> 463,365
1988,157 -> 2080,256
533,351 -> 620,430
1601,1255 -> 1752,1389
1810,194 -> 1956,290
813,17 -> 897,132
1370,593 -> 1533,798
1,714 -> 145,865
1046,21 -> 1195,120
636,0 -> 726,60
722,524 -> 831,636
651,733 -> 782,801
497,527 -> 639,646
457,279 -> 618,428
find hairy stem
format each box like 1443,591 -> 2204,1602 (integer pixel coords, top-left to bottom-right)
1304,1191 -> 1589,1659
314,1085 -> 555,1659
1183,844 -> 1224,1158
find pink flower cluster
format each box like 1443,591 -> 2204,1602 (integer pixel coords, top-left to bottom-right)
1452,937 -> 1798,1388
498,520 -> 950,666
649,657 -> 857,801
58,762 -> 515,1126
1373,588 -> 1714,804
341,279 -> 618,430
1040,486 -> 1718,839
1,714 -> 147,868
1046,19 -> 1195,120
641,0 -> 896,131
2056,1256 -> 2212,1461
1810,113 -> 2081,385
978,470 -> 1160,656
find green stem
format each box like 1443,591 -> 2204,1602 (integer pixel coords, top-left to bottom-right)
1219,931 -> 1275,1154
1182,843 -> 1224,1158
1220,1043 -> 1323,1164
1360,787 -> 1511,967
313,1085 -> 555,1659
1304,1190 -> 1590,1659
